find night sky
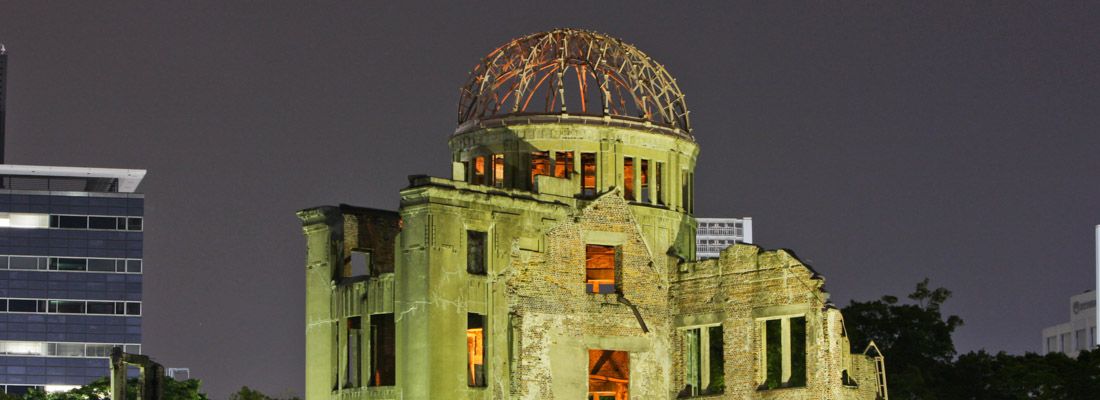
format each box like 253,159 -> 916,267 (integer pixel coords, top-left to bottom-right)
1,2 -> 1099,398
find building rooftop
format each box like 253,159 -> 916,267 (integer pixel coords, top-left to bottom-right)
0,164 -> 145,193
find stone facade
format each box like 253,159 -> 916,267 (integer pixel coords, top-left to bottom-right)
297,29 -> 886,400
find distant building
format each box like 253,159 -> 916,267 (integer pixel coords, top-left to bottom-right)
696,217 -> 752,259
1042,290 -> 1096,357
166,367 -> 190,381
0,48 -> 145,395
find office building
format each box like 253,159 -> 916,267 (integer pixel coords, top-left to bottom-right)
696,217 -> 752,259
1041,290 -> 1096,358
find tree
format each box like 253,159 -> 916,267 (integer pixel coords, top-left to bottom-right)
842,278 -> 963,399
4,376 -> 208,400
227,387 -> 298,400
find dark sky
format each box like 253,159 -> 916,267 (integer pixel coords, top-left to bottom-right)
2,1 -> 1099,398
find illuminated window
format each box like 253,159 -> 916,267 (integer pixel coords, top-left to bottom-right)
640,159 -> 650,203
0,213 -> 48,228
680,325 -> 725,397
369,314 -> 396,386
759,316 -> 806,389
623,158 -> 635,201
467,231 -> 487,275
588,350 -> 629,399
467,313 -> 486,387
492,154 -> 505,188
530,151 -> 551,189
472,156 -> 487,185
554,151 -> 574,178
585,245 -> 617,294
581,153 -> 597,197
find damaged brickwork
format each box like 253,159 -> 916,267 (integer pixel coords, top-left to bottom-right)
297,29 -> 887,400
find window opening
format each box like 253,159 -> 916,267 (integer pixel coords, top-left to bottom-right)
472,156 -> 487,185
467,313 -> 487,387
640,159 -> 650,203
531,151 -> 551,189
348,250 -> 371,278
492,154 -> 505,188
760,316 -> 806,389
369,314 -> 396,386
623,158 -> 635,201
585,245 -> 617,294
656,162 -> 664,205
581,153 -> 597,197
680,325 -> 725,397
554,151 -> 574,178
588,350 -> 629,400
346,317 -> 362,388
467,231 -> 487,275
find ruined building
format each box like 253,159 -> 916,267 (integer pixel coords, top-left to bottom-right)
298,29 -> 887,399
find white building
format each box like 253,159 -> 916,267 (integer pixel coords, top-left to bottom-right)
1041,290 -> 1096,357
695,217 -> 752,259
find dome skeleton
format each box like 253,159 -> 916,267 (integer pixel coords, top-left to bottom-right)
458,29 -> 691,136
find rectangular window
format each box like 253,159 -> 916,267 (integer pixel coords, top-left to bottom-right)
760,316 -> 807,389
53,215 -> 88,229
0,341 -> 46,356
8,300 -> 43,313
347,250 -> 370,278
369,314 -> 396,387
88,216 -> 118,230
127,217 -> 143,231
50,258 -> 87,271
1047,336 -> 1058,353
623,158 -> 635,201
47,300 -> 85,314
467,231 -> 487,275
581,153 -> 597,197
346,317 -> 362,388
530,151 -> 551,189
467,313 -> 486,387
87,302 -> 115,315
10,257 -> 42,270
681,325 -> 725,397
1077,329 -> 1087,351
492,154 -> 505,188
656,162 -> 664,205
472,156 -> 487,185
0,213 -> 49,228
126,260 -> 142,273
585,244 -> 617,294
87,259 -> 115,272
554,151 -> 573,178
589,350 -> 629,399
640,159 -> 650,203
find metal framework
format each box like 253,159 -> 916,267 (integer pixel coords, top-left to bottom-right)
458,29 -> 692,137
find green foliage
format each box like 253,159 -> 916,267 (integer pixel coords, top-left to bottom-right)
2,376 -> 208,400
844,279 -> 1100,400
227,386 -> 299,400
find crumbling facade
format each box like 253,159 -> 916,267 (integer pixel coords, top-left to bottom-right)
298,29 -> 886,400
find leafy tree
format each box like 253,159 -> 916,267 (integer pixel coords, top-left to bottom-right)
227,387 -> 298,400
842,278 -> 963,399
3,376 -> 208,400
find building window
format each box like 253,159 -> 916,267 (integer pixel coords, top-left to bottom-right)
680,325 -> 725,397
759,316 -> 806,389
472,156 -> 487,185
467,231 -> 487,275
368,314 -> 396,387
467,313 -> 486,387
346,250 -> 370,278
1061,333 -> 1070,353
554,151 -> 573,178
581,153 -> 597,197
1077,329 -> 1087,351
585,245 -> 618,294
589,350 -> 629,399
492,154 -> 505,188
624,157 -> 635,201
640,159 -> 650,203
1046,336 -> 1058,353
531,151 -> 551,189
0,213 -> 48,228
656,162 -> 664,205
346,317 -> 362,388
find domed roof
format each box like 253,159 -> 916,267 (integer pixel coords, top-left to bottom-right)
457,29 -> 691,138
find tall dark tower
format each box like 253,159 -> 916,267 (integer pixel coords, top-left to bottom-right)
0,44 -> 7,163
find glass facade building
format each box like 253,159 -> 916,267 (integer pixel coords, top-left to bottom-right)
695,217 -> 753,259
0,165 -> 145,394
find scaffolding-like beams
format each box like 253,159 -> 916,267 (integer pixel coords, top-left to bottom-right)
458,29 -> 692,137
